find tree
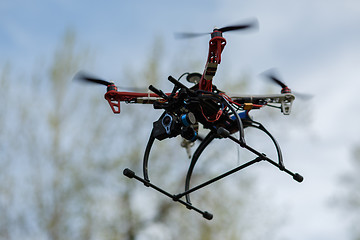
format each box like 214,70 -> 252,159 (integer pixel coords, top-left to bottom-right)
336,145 -> 360,240
0,62 -> 15,240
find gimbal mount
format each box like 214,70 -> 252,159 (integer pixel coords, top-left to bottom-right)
123,75 -> 303,220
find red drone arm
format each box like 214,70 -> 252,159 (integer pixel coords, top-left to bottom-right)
199,31 -> 227,91
104,90 -> 169,114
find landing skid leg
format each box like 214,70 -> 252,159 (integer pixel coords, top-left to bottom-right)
174,156 -> 264,200
217,127 -> 304,182
185,131 -> 217,205
123,168 -> 213,220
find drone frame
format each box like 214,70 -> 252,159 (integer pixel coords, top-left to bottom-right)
122,82 -> 303,220
79,23 -> 304,220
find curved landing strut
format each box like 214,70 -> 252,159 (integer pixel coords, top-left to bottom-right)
123,120 -> 303,220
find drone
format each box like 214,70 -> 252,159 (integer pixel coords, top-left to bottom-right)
75,20 -> 304,220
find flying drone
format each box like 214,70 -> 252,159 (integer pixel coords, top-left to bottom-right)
75,20 -> 304,220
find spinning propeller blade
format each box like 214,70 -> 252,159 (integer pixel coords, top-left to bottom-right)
262,69 -> 288,89
74,71 -> 149,92
175,32 -> 209,39
262,69 -> 313,99
175,19 -> 258,39
74,72 -> 112,86
217,21 -> 258,33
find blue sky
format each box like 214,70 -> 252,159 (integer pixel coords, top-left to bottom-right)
2,1 -> 360,239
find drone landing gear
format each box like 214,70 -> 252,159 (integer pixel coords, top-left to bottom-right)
182,121 -> 303,206
123,123 -> 303,220
123,168 -> 214,220
216,127 -> 303,183
123,129 -> 213,220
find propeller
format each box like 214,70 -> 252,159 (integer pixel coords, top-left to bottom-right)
175,19 -> 258,39
262,69 -> 289,91
261,69 -> 313,99
74,71 -> 112,86
74,71 -> 148,92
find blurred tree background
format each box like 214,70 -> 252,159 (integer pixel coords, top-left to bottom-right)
335,145 -> 360,240
0,31 -> 287,240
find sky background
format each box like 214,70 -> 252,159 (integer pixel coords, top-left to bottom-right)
1,1 -> 360,239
